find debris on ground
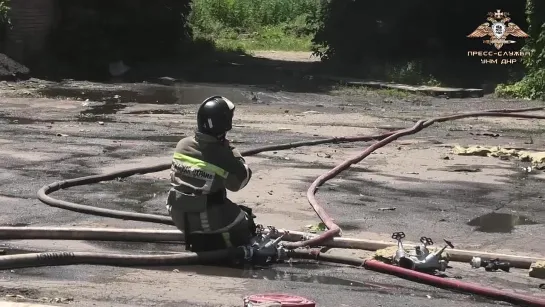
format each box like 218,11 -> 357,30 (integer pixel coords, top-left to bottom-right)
453,145 -> 545,170
305,222 -> 327,233
447,167 -> 481,172
378,207 -> 396,211
374,246 -> 398,264
0,53 -> 31,81
298,110 -> 322,115
529,261 -> 545,279
373,245 -> 451,264
469,132 -> 500,138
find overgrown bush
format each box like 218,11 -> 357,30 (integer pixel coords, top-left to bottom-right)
496,0 -> 545,100
0,0 -> 8,23
190,0 -> 320,33
0,0 -> 10,46
496,70 -> 545,99
189,0 -> 321,50
310,0 -> 529,87
49,0 -> 192,78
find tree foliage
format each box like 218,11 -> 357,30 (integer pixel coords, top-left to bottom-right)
496,0 -> 545,99
0,0 -> 10,47
311,0 -> 533,87
49,0 -> 192,78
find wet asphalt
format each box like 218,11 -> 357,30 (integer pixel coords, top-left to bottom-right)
0,80 -> 544,306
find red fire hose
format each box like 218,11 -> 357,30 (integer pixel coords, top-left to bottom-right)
5,106 -> 544,306
290,249 -> 545,307
283,108 -> 545,249
364,259 -> 545,307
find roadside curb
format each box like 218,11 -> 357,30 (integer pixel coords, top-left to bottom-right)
314,74 -> 484,98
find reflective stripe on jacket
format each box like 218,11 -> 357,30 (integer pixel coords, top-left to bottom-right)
167,132 -> 252,234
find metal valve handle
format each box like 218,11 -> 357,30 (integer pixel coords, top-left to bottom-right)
420,237 -> 434,245
391,232 -> 406,240
443,239 -> 454,248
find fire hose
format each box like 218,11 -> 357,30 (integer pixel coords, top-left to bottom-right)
2,107 -> 545,306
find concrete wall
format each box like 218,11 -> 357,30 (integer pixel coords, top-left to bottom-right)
5,0 -> 57,65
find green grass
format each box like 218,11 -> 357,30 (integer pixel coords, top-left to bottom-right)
211,26 -> 313,52
330,85 -> 420,100
189,0 -> 320,52
495,69 -> 545,101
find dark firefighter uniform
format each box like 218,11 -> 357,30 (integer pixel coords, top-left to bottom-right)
166,96 -> 256,252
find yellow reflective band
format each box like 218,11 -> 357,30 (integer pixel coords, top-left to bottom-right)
222,232 -> 233,247
172,153 -> 229,178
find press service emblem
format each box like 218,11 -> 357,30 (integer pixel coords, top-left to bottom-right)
467,9 -> 529,50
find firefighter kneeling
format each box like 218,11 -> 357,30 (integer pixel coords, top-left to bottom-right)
166,96 -> 257,252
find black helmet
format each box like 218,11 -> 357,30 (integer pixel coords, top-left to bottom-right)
197,95 -> 236,136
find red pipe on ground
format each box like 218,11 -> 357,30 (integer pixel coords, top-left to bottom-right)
290,249 -> 545,307
283,108 -> 545,249
364,259 -> 545,307
34,106 -> 545,306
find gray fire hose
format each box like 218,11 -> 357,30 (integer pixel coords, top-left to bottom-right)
2,107 -> 545,306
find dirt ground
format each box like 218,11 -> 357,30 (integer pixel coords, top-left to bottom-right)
251,51 -> 320,62
0,52 -> 545,306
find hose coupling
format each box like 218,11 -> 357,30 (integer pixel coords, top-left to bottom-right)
244,226 -> 288,264
470,257 -> 511,272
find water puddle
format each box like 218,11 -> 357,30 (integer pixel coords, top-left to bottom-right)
152,262 -> 394,290
91,178 -> 169,213
0,113 -> 39,125
2,117 -> 38,125
2,246 -> 392,293
467,212 -> 539,233
146,135 -> 183,143
38,86 -> 184,105
124,109 -> 182,115
77,102 -> 127,122
37,83 -> 254,106
438,165 -> 482,173
82,102 -> 128,115
19,165 -> 96,181
106,134 -> 183,143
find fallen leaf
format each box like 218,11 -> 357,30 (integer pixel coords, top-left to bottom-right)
306,222 -> 327,232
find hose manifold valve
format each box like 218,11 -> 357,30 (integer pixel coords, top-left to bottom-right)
243,225 -> 288,263
391,231 -> 454,272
